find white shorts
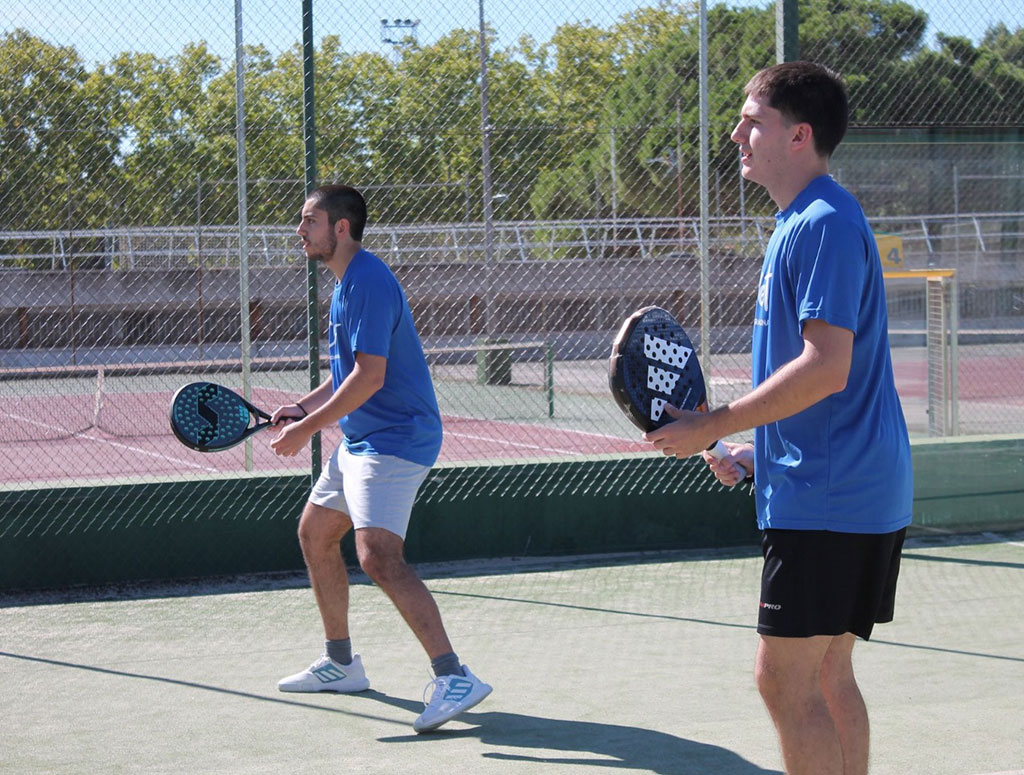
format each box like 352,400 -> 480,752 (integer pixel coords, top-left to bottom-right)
308,446 -> 430,540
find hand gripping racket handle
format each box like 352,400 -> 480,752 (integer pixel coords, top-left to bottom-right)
706,439 -> 729,460
706,438 -> 751,486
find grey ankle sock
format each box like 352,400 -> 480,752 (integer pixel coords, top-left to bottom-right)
431,652 -> 464,677
326,638 -> 352,665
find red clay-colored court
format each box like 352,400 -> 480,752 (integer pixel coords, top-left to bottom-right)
2,345 -> 1022,487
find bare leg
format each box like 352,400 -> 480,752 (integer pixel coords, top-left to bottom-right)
297,502 -> 353,640
820,633 -> 869,775
756,634 -> 844,775
354,527 -> 454,660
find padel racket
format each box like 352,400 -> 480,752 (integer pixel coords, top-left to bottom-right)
608,306 -> 728,460
170,382 -> 275,452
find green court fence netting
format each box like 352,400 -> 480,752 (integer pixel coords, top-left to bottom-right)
1,0 -> 1022,587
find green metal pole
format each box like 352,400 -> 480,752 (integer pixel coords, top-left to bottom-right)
699,0 -> 711,391
776,0 -> 799,63
949,273 -> 959,436
234,0 -> 254,472
545,343 -> 555,419
302,0 -> 321,480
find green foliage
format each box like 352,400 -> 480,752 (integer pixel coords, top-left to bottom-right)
800,0 -> 927,71
983,23 -> 1024,66
0,29 -> 119,230
0,0 -> 1021,231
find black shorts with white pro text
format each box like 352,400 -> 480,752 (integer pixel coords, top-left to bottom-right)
757,527 -> 906,640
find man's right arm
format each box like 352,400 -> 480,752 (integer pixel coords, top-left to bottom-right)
645,318 -> 853,459
270,375 -> 335,425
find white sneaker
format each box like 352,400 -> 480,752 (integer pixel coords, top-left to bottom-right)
277,653 -> 370,693
413,665 -> 492,733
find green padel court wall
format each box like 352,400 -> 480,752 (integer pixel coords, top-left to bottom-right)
2,436 -> 1023,592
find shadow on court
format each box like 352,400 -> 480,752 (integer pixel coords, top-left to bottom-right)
0,651 -> 410,725
0,649 -> 778,774
375,697 -> 780,774
900,551 -> 1024,570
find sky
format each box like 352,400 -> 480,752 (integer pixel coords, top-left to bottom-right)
4,0 -> 1021,67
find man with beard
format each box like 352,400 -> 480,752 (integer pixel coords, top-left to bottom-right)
270,184 -> 492,733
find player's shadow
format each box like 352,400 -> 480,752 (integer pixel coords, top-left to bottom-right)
373,694 -> 779,774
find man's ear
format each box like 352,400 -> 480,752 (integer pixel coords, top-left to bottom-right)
335,217 -> 349,240
791,122 -> 814,152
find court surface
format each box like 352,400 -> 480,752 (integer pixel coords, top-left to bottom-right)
2,529 -> 1022,775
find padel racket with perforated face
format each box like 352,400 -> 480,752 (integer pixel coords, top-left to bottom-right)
170,382 -> 274,452
608,306 -> 728,459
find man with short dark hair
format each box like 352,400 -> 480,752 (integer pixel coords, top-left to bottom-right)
270,184 -> 492,733
646,62 -> 912,774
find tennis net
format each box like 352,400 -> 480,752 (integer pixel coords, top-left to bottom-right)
0,340 -> 556,444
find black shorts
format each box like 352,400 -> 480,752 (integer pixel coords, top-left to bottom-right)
757,527 -> 906,640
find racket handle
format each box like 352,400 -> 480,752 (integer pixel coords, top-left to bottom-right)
705,439 -> 729,460
705,438 -> 751,486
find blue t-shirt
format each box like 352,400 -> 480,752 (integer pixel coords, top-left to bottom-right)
751,175 -> 913,534
328,249 -> 442,467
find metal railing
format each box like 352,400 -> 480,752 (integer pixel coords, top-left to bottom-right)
3,212 -> 1022,271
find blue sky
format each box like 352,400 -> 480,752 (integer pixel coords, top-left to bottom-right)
5,0 -> 1020,67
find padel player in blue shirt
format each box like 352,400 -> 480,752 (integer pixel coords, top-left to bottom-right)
269,184 -> 491,733
645,62 -> 912,775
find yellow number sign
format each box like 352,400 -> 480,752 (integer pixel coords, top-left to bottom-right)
875,233 -> 904,268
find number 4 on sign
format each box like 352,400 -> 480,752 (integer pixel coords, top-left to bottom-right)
875,233 -> 904,268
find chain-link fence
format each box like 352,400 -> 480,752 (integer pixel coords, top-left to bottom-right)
2,1 -> 1022,522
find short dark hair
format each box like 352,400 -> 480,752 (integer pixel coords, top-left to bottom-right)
307,185 -> 367,241
745,61 -> 848,157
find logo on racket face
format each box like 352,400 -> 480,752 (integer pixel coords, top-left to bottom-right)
644,332 -> 694,423
195,384 -> 221,444
608,306 -> 709,432
172,382 -> 250,447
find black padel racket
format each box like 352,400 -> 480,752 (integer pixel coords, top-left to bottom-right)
609,306 -> 728,459
170,382 -> 275,452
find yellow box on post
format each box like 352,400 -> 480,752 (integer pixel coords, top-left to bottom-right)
875,233 -> 904,268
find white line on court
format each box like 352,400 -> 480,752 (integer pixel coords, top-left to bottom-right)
442,412 -> 642,444
545,426 -> 646,443
445,430 -> 589,456
3,411 -> 220,473
912,524 -> 957,536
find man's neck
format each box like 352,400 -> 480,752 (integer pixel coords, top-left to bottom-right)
325,243 -> 361,281
770,160 -> 830,211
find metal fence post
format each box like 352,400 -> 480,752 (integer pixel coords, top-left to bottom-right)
302,0 -> 321,481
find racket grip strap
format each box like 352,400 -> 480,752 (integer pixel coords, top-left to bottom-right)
706,439 -> 729,460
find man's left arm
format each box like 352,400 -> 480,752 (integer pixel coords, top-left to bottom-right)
645,319 -> 853,458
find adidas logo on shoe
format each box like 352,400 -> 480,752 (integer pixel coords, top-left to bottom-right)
277,654 -> 371,694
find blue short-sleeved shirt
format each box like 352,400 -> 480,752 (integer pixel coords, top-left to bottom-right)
328,249 -> 442,467
751,175 -> 913,534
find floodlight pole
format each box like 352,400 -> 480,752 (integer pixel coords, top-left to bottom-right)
381,18 -> 420,62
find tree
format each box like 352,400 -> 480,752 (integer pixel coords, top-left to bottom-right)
0,30 -> 119,232
1,3 -> 1021,233
103,43 -> 228,226
983,23 -> 1024,67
